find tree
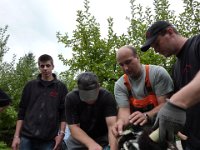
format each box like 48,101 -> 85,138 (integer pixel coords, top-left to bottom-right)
57,0 -> 200,92
0,52 -> 38,146
57,0 -> 125,92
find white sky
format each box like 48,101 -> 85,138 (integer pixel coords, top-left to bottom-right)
0,0 -> 186,73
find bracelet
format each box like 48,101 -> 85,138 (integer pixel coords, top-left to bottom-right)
14,135 -> 20,138
144,113 -> 150,121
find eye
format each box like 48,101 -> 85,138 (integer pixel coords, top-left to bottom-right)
124,59 -> 132,65
40,65 -> 45,68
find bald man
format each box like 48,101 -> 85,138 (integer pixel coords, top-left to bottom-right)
112,45 -> 174,137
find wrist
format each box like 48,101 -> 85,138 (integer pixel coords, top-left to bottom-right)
58,130 -> 65,136
143,113 -> 150,122
14,135 -> 20,139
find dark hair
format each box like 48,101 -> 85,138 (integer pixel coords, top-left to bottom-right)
38,54 -> 54,66
77,72 -> 99,90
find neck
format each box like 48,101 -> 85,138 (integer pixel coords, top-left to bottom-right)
41,75 -> 54,81
175,36 -> 188,55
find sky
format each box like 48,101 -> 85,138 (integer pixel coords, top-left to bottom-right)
0,0 -> 186,73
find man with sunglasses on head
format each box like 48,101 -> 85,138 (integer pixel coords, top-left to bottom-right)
12,54 -> 68,150
141,20 -> 200,150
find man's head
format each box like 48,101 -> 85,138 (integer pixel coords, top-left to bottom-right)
77,72 -> 99,104
141,21 -> 180,57
116,45 -> 141,78
38,54 -> 54,80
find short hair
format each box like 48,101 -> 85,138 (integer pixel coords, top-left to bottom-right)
77,72 -> 99,90
38,54 -> 54,66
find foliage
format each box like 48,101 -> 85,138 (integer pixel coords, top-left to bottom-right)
57,0 -> 124,92
0,27 -> 38,145
58,0 -> 200,91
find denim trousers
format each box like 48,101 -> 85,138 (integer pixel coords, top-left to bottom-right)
20,136 -> 55,150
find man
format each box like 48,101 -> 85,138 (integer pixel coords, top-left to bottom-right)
141,20 -> 200,150
65,72 -> 118,150
0,89 -> 11,112
11,54 -> 68,150
112,45 -> 174,137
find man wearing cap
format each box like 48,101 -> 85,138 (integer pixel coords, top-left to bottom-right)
141,20 -> 200,150
65,72 -> 118,150
0,89 -> 11,112
112,45 -> 174,139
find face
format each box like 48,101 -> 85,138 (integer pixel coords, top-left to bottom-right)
151,28 -> 177,57
117,47 -> 141,77
39,60 -> 54,80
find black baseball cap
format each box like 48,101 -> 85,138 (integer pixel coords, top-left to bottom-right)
141,21 -> 172,52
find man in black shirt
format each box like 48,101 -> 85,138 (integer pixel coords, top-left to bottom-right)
141,20 -> 200,150
65,72 -> 118,150
12,54 -> 68,150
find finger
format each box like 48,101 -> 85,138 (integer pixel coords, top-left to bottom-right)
177,132 -> 188,140
133,116 -> 145,125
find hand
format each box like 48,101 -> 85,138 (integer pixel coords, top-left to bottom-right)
11,137 -> 20,150
153,102 -> 186,144
112,119 -> 124,137
88,142 -> 103,150
129,111 -> 148,126
53,134 -> 64,150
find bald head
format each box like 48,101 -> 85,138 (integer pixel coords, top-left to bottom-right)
116,45 -> 137,60
116,45 -> 141,77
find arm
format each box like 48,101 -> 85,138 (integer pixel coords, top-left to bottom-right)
54,83 -> 68,150
170,71 -> 200,109
106,116 -> 118,150
69,124 -> 102,150
11,120 -> 23,150
112,107 -> 130,136
129,94 -> 169,126
53,121 -> 66,150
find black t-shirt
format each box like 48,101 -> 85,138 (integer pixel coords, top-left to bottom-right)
173,34 -> 200,148
0,89 -> 11,107
65,88 -> 117,139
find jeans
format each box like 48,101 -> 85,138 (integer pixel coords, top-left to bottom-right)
20,136 -> 55,150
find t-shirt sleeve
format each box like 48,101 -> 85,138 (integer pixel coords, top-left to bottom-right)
114,77 -> 130,108
103,92 -> 117,117
0,89 -> 11,107
151,66 -> 174,96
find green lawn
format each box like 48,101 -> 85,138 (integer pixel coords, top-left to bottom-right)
0,141 -> 11,150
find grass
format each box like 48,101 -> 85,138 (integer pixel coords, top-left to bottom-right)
0,141 -> 11,150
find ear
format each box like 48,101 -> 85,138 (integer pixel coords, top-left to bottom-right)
167,27 -> 175,35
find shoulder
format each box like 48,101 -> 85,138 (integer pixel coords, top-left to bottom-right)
66,89 -> 79,98
115,75 -> 125,88
149,65 -> 169,75
99,88 -> 112,96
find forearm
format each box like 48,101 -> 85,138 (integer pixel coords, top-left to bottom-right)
117,107 -> 130,125
14,120 -> 23,137
108,127 -> 118,150
70,125 -> 97,148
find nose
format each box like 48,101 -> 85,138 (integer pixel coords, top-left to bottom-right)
123,65 -> 129,73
